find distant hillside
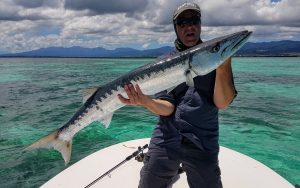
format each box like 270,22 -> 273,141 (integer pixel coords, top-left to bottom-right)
0,46 -> 174,58
0,50 -> 8,55
1,41 -> 299,57
236,40 -> 300,56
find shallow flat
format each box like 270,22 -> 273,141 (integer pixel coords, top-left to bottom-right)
42,138 -> 293,188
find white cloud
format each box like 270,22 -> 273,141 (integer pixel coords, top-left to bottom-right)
0,0 -> 299,53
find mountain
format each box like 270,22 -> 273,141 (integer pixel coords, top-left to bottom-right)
0,50 -> 8,55
0,46 -> 174,58
1,41 -> 299,57
236,40 -> 300,56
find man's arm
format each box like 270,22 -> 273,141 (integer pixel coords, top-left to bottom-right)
214,58 -> 237,109
118,84 -> 175,116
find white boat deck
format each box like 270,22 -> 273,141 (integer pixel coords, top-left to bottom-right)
42,138 -> 294,188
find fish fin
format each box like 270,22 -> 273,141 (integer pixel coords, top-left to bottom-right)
24,130 -> 72,165
185,69 -> 195,87
184,57 -> 197,87
82,87 -> 98,103
100,113 -> 114,128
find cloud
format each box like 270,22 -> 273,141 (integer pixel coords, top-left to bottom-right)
64,0 -> 149,15
0,0 -> 59,21
201,0 -> 300,27
13,0 -> 44,8
0,0 -> 299,53
13,0 -> 61,8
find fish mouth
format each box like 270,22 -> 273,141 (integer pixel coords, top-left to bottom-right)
222,30 -> 252,57
232,31 -> 252,50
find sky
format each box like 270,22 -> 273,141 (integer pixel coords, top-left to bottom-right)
0,0 -> 299,53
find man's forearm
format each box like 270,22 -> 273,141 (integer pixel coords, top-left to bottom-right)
214,58 -> 236,109
143,98 -> 175,116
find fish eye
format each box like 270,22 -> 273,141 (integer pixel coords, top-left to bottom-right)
211,44 -> 220,53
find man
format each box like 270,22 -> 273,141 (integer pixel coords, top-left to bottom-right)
118,2 -> 236,188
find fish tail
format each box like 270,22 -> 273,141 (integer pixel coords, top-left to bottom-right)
24,130 -> 72,165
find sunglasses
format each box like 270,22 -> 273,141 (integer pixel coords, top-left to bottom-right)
175,16 -> 201,27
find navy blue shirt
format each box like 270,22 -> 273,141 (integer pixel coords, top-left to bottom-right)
150,70 -> 219,153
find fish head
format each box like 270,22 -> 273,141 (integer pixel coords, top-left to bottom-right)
187,30 -> 252,75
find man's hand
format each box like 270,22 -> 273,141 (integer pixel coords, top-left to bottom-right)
118,84 -> 175,116
118,84 -> 151,106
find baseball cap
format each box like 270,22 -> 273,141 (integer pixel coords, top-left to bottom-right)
173,2 -> 201,20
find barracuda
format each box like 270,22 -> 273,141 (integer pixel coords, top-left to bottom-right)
25,30 -> 252,165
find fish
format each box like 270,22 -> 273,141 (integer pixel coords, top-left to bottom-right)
25,30 -> 252,165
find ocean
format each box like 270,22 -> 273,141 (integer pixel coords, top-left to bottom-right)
0,57 -> 299,187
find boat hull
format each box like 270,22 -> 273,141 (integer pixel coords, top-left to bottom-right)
42,138 -> 293,188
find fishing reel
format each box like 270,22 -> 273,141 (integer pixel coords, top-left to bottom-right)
135,146 -> 146,162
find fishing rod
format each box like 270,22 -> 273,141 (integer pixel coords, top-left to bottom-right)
85,144 -> 148,188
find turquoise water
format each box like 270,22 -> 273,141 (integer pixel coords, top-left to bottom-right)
0,57 -> 299,187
